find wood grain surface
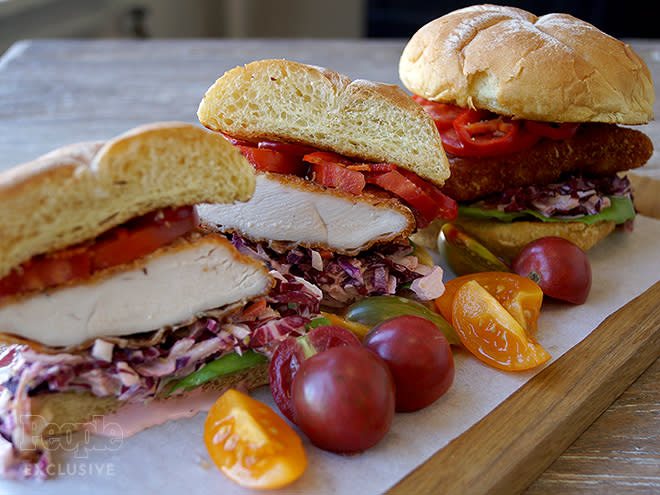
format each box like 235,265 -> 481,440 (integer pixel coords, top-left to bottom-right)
0,38 -> 659,494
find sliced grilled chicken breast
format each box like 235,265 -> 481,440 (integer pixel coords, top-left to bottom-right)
0,234 -> 273,348
197,173 -> 416,254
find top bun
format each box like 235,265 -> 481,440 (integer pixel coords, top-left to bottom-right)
198,59 -> 450,186
399,4 -> 655,124
0,122 -> 255,279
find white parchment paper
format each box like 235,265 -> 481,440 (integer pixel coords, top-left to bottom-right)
2,215 -> 660,495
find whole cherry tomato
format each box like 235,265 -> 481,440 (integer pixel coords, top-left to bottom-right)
292,345 -> 395,454
512,236 -> 592,305
363,315 -> 454,412
269,325 -> 361,423
204,389 -> 307,490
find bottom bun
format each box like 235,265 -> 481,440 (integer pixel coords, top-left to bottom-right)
453,218 -> 616,263
31,362 -> 269,438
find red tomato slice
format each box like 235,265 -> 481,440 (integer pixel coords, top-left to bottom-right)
304,153 -> 366,195
0,206 -> 197,298
412,96 -> 462,130
257,140 -> 318,157
365,169 -> 440,228
221,134 -> 254,147
397,169 -> 458,221
238,146 -> 307,176
269,325 -> 361,423
525,121 -> 580,140
91,206 -> 198,270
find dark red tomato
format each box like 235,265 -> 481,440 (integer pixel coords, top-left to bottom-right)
0,206 -> 197,298
525,121 -> 580,141
512,236 -> 592,305
269,325 -> 361,423
363,315 -> 454,412
292,345 -> 395,453
308,160 -> 366,195
238,146 -> 308,176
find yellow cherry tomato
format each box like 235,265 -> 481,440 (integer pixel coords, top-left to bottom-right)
204,389 -> 307,490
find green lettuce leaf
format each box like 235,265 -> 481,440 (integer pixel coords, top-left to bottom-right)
459,196 -> 635,225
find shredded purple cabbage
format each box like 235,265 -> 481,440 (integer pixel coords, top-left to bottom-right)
230,234 -> 434,308
471,174 -> 632,218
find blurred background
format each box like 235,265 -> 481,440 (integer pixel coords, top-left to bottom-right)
1,0 -> 656,56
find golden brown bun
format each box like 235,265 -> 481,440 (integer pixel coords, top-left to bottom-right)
0,122 -> 255,279
399,4 -> 655,123
452,217 -> 616,262
31,363 -> 269,437
198,59 -> 450,185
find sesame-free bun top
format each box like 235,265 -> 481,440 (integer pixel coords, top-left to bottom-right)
198,59 -> 450,185
0,122 -> 255,279
399,4 -> 655,124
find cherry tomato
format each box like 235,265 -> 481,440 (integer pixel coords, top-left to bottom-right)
452,280 -> 551,371
292,345 -> 395,453
512,236 -> 592,305
238,145 -> 308,176
269,325 -> 361,423
204,389 -> 307,490
0,206 -> 197,298
434,272 -> 543,334
363,315 -> 454,412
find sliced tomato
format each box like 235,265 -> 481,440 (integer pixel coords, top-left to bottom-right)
302,151 -> 355,167
257,140 -> 318,157
525,121 -> 580,140
91,206 -> 197,270
454,109 -> 521,153
238,146 -> 307,176
365,169 -> 440,227
412,96 -> 462,130
0,206 -> 197,298
304,153 -> 366,195
451,280 -> 550,371
397,169 -> 458,221
221,134 -> 254,147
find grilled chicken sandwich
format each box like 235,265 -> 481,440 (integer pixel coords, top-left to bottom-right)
0,122 -> 323,479
197,59 -> 457,306
399,4 -> 655,261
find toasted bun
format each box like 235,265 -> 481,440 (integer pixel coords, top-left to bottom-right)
399,4 -> 655,123
452,217 -> 616,262
197,59 -> 450,185
0,122 -> 255,279
31,363 -> 269,437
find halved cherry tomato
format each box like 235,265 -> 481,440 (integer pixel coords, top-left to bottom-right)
269,325 -> 361,423
525,121 -> 580,141
434,272 -> 543,335
305,154 -> 366,195
452,280 -> 550,371
238,146 -> 308,176
412,96 -> 462,130
204,389 -> 307,490
0,206 -> 197,298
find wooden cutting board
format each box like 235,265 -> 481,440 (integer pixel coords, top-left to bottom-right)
387,279 -> 660,494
